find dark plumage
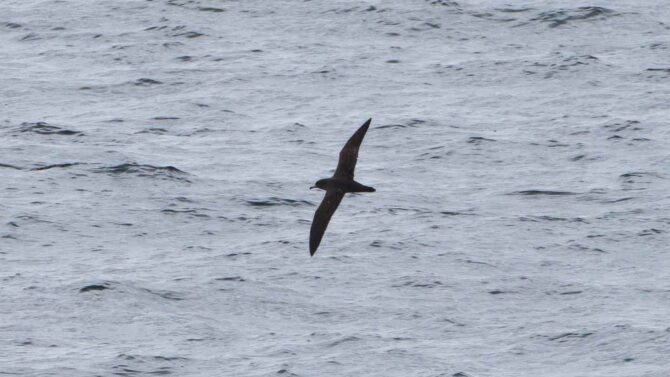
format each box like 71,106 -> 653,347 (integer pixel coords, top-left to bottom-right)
309,119 -> 376,256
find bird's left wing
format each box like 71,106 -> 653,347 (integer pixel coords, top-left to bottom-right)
334,118 -> 371,179
309,189 -> 345,256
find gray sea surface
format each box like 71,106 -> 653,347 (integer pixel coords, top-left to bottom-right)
2,1 -> 670,376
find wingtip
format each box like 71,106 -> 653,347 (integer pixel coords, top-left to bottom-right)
310,248 -> 316,257
364,118 -> 372,126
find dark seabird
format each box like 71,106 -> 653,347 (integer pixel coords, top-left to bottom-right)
309,118 -> 376,256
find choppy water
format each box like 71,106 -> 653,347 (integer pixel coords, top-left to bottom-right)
2,1 -> 670,376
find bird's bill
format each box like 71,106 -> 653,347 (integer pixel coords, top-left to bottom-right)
309,186 -> 316,190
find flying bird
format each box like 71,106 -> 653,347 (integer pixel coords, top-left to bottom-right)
309,118 -> 376,256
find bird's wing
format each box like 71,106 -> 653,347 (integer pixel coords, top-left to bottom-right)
309,189 -> 345,256
334,118 -> 371,179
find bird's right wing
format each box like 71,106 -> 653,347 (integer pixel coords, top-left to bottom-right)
309,189 -> 345,256
334,118 -> 371,179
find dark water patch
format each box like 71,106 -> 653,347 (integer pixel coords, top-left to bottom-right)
30,162 -> 80,171
276,369 -> 299,376
327,336 -> 360,347
175,31 -> 204,38
145,25 -> 170,31
152,116 -> 180,120
141,288 -> 184,301
467,136 -> 495,144
20,32 -> 41,41
184,245 -> 213,252
526,53 -> 605,79
568,243 -> 606,253
619,172 -> 662,190
488,289 -> 510,295
282,122 -> 304,134
598,209 -> 644,220
602,119 -> 641,132
149,368 -> 171,375
152,356 -> 188,362
646,68 -> 670,73
547,332 -> 594,342
602,197 -> 633,204
215,276 -> 245,282
386,207 -> 430,215
133,78 -> 163,86
369,239 -> 405,250
570,154 -> 586,161
470,12 -> 511,22
245,197 -> 314,207
646,42 -> 669,50
408,118 -> 427,126
453,373 -> 472,377
161,208 -> 209,218
163,41 -> 183,49
198,7 -> 225,12
111,366 -> 142,376
440,210 -> 474,216
529,7 -> 616,28
112,354 -> 186,376
19,122 -> 83,136
4,22 -> 22,29
418,149 -> 452,160
496,7 -> 533,13
546,139 -> 570,147
176,55 -> 193,62
510,190 -> 577,196
519,215 -> 586,223
559,290 -> 583,295
136,128 -> 168,134
638,228 -> 663,236
461,259 -> 495,267
0,163 -> 22,170
324,6 -> 362,14
80,282 -> 113,292
470,7 -> 530,23
427,0 -> 461,9
93,163 -> 190,182
620,172 -> 662,181
377,123 -> 413,129
11,215 -> 52,225
392,280 -> 443,288
312,66 -> 337,75
560,54 -> 600,67
224,252 -> 251,258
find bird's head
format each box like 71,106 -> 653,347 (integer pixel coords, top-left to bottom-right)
310,179 -> 329,191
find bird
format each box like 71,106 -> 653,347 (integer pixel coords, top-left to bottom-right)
309,118 -> 376,256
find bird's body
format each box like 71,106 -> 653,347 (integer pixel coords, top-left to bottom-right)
309,119 -> 375,256
312,177 -> 375,193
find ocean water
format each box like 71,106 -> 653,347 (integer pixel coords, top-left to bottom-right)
2,1 -> 670,376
